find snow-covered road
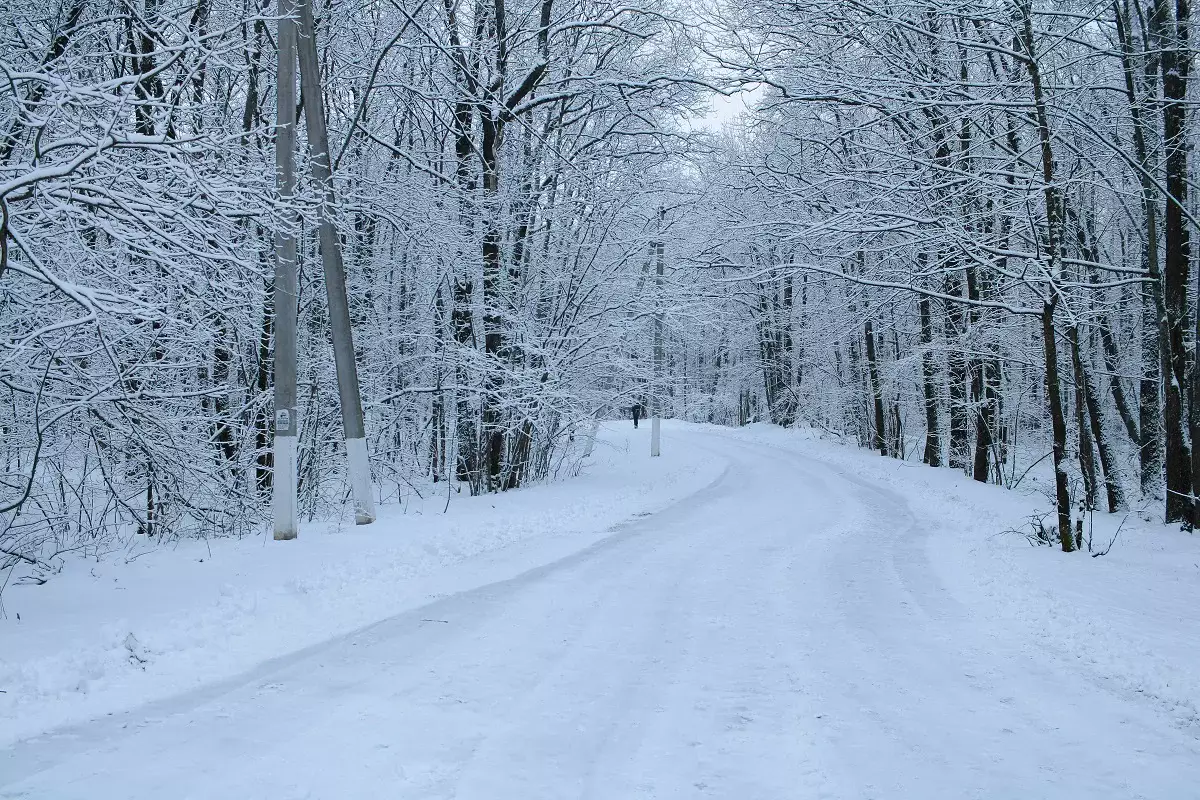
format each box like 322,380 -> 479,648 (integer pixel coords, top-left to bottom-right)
2,428 -> 1197,798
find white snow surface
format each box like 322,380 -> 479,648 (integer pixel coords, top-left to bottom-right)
2,421 -> 1198,798
0,423 -> 724,747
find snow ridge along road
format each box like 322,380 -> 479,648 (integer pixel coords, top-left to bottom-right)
2,423 -> 1198,798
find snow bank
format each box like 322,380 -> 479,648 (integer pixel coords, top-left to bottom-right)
707,423 -> 1200,735
0,422 -> 726,747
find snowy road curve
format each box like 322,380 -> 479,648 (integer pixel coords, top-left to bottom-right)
2,428 -> 1197,798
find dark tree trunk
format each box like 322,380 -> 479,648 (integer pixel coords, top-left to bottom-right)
891,327 -> 904,458
945,275 -> 969,471
966,265 -> 993,483
255,273 -> 273,493
1044,302 -> 1074,551
1084,334 -> 1125,513
1021,2 -> 1073,550
779,275 -> 796,425
919,296 -> 942,467
1097,316 -> 1140,446
1116,0 -> 1165,495
973,360 -> 996,484
1155,0 -> 1194,523
1070,326 -> 1098,511
480,111 -> 505,491
864,318 -> 887,456
450,100 -> 479,488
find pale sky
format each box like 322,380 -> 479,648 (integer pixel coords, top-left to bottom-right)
694,84 -> 765,131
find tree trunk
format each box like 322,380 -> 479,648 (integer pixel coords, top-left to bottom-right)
1044,303 -> 1074,551
891,326 -> 904,458
864,318 -> 887,456
945,274 -> 969,471
1070,326 -> 1098,511
480,111 -> 506,488
1115,0 -> 1166,496
1154,0 -> 1194,523
919,296 -> 942,466
1084,332 -> 1126,512
1097,316 -> 1140,446
1021,0 -> 1073,550
973,359 -> 996,483
651,228 -> 664,457
966,265 -> 992,483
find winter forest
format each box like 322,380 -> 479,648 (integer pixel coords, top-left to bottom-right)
4,0 -> 1200,568
6,0 -> 1200,793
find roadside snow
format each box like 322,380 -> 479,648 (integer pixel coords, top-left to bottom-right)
2,421 -> 1198,798
5,418 -> 1197,773
706,423 -> 1200,735
0,422 -> 726,747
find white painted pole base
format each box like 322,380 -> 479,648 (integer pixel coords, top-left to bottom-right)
273,436 -> 299,540
582,416 -> 601,459
346,437 -> 376,525
651,416 -> 661,457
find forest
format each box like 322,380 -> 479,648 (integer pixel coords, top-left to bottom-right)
3,0 -> 1198,572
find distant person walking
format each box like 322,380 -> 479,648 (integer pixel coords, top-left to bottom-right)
632,402 -> 641,429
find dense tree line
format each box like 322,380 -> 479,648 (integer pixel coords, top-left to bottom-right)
662,0 -> 1199,551
5,0 -> 1196,573
1,0 -> 701,570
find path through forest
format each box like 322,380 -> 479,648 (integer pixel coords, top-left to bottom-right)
1,427 -> 1197,798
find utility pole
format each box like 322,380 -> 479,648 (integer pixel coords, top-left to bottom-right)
295,0 -> 376,524
272,0 -> 299,541
651,209 -> 664,457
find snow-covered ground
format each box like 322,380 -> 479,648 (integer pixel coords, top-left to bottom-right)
2,421 -> 1197,798
0,422 -> 725,748
723,423 -> 1200,736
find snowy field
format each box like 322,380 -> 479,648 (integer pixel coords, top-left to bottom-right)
1,421 -> 1198,798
